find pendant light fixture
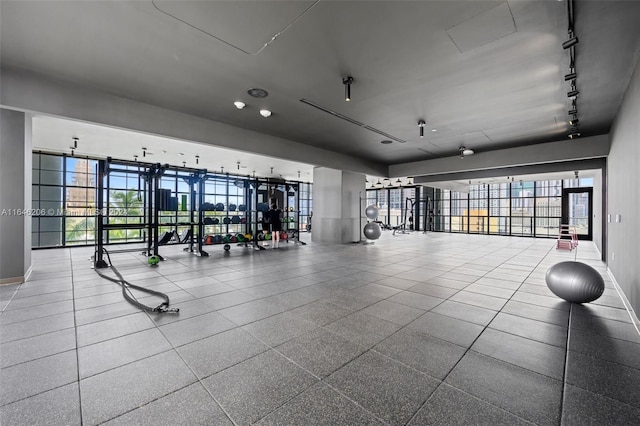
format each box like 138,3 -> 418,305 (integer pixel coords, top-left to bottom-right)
418,120 -> 426,138
343,76 -> 354,101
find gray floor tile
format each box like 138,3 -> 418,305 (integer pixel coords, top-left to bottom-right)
407,282 -> 459,299
78,328 -> 172,378
431,300 -> 497,326
374,328 -> 466,380
276,328 -> 366,378
445,352 -> 562,425
79,350 -> 197,425
437,271 -> 480,283
0,350 -> 78,406
74,302 -> 140,327
0,299 -> 74,325
326,350 -> 440,425
376,275 -> 422,290
408,383 -> 531,425
489,312 -> 568,347
561,384 -> 640,425
288,300 -> 354,326
159,311 -> 236,347
502,299 -> 569,327
569,327 -> 640,369
104,383 -> 233,425
241,311 -> 318,346
572,303 -> 631,323
255,382 -> 384,425
511,291 -> 570,311
388,291 -> 443,311
360,299 -> 425,325
76,311 -> 155,347
350,283 -> 402,298
324,291 -> 383,311
423,276 -> 470,290
178,327 -> 269,379
448,291 -> 508,311
1,328 -> 76,368
0,311 -> 75,343
566,350 -> 640,409
570,311 -> 640,343
473,276 -> 522,290
407,312 -> 484,348
3,290 -> 73,311
201,289 -> 257,310
218,299 -> 286,326
465,283 -> 516,299
202,350 -> 317,425
471,328 -> 566,380
325,311 -> 402,348
0,382 -> 80,426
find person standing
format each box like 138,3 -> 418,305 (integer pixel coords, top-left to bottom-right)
267,203 -> 282,248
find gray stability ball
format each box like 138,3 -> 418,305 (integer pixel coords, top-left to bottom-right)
365,205 -> 379,220
545,261 -> 605,303
363,222 -> 382,240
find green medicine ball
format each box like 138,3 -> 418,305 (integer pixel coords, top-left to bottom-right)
148,255 -> 160,265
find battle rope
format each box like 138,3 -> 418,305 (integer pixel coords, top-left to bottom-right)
93,248 -> 179,314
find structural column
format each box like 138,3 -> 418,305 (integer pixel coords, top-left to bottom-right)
0,108 -> 32,284
312,167 -> 365,244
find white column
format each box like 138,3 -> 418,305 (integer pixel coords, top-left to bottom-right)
312,167 -> 365,244
0,108 -> 32,284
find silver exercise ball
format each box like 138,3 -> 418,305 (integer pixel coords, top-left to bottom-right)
363,222 -> 382,240
365,205 -> 379,220
545,261 -> 605,303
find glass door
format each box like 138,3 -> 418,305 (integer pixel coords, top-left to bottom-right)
562,188 -> 593,240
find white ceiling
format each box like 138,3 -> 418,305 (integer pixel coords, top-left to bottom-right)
3,1 -> 640,174
32,115 -> 315,182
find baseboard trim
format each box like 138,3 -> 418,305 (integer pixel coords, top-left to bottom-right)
607,267 -> 640,336
0,275 -> 26,285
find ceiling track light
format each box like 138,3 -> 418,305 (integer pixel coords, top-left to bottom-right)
568,108 -> 577,115
564,72 -> 577,81
568,132 -> 581,139
569,117 -> 579,126
567,87 -> 579,98
133,154 -> 138,162
72,137 -> 79,149
562,33 -> 579,49
195,155 -> 199,165
418,120 -> 426,138
142,147 -> 148,157
343,76 -> 354,101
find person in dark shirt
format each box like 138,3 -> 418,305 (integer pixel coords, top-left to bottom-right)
267,203 -> 282,248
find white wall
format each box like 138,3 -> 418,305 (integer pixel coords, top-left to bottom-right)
608,57 -> 640,315
0,108 -> 32,283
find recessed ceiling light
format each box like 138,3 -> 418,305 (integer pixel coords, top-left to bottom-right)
162,150 -> 167,154
178,152 -> 184,156
463,148 -> 475,156
431,129 -> 437,132
248,88 -> 268,98
380,140 -> 393,144
259,109 -> 272,118
234,101 -> 246,109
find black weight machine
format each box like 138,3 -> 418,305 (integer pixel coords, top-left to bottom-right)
94,158 -> 209,268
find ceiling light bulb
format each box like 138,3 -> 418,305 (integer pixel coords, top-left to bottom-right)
431,129 -> 437,132
562,35 -> 579,49
234,101 -> 246,109
259,109 -> 272,118
463,148 -> 475,156
343,76 -> 353,102
569,118 -> 579,126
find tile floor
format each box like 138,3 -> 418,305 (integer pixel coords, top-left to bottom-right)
1,233 -> 640,425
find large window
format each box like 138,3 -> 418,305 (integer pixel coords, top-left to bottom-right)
426,177 -> 592,239
32,153 -> 98,247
